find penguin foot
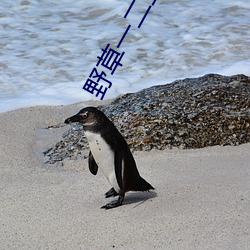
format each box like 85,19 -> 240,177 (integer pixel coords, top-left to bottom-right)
101,196 -> 124,209
105,187 -> 118,198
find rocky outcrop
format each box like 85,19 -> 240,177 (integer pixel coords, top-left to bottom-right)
44,74 -> 250,163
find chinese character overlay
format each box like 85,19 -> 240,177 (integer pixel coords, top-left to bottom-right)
82,0 -> 157,100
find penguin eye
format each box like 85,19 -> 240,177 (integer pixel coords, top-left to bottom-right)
79,112 -> 88,119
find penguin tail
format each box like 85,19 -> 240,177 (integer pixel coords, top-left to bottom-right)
131,176 -> 154,192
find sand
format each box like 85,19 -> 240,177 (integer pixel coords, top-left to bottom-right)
0,101 -> 249,249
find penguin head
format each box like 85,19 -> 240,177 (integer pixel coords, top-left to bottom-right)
65,107 -> 109,129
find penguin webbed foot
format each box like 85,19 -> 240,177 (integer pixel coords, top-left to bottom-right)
105,187 -> 118,198
101,196 -> 124,209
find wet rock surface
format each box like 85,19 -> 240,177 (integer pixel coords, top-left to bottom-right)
44,74 -> 250,163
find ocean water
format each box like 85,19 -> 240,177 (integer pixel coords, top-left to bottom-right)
0,0 -> 249,112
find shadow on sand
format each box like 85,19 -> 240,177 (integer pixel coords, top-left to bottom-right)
122,190 -> 157,208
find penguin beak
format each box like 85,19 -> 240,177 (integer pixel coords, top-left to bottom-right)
64,114 -> 81,124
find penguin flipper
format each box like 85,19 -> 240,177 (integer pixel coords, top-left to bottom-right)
88,151 -> 98,175
114,146 -> 124,190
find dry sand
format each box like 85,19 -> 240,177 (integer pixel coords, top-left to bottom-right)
0,101 -> 249,249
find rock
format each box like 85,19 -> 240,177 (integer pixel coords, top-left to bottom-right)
43,74 -> 250,164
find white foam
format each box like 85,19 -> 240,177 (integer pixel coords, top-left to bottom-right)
0,0 -> 249,112
218,60 -> 250,76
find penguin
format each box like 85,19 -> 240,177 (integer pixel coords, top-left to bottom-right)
64,107 -> 154,209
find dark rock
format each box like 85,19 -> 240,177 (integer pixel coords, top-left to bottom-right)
43,74 -> 250,163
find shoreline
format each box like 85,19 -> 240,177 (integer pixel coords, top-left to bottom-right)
0,102 -> 249,249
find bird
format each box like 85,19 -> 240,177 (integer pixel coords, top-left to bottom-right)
65,107 -> 154,209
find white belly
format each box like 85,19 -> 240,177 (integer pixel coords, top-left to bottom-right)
85,131 -> 120,193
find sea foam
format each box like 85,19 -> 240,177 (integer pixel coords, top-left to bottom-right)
0,0 -> 249,112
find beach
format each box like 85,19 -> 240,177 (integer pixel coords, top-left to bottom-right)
0,101 -> 249,249
1,1 -> 250,248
